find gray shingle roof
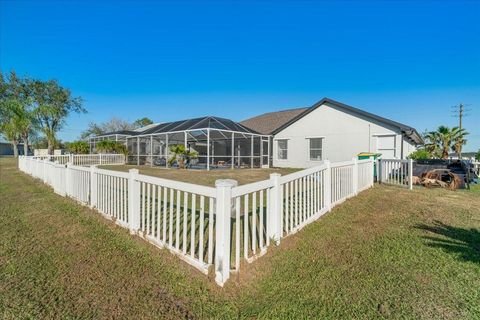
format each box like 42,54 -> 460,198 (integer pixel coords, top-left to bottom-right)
241,97 -> 423,145
240,107 -> 308,135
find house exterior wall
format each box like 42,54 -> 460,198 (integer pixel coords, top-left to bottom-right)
402,138 -> 417,158
272,102 -> 407,168
0,142 -> 27,156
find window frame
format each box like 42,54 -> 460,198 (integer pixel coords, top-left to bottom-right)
276,139 -> 288,160
307,137 -> 323,161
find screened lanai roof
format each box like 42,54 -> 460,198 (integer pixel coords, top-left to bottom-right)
139,116 -> 260,135
93,130 -> 138,137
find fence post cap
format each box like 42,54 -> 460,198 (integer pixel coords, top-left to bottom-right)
129,168 -> 139,174
269,172 -> 281,178
215,179 -> 238,188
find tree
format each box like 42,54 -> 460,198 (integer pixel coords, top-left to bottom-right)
0,71 -> 36,156
80,117 -> 134,139
424,126 -> 468,159
66,140 -> 90,154
452,135 -> 468,159
29,79 -> 85,155
168,144 -> 197,169
0,111 -> 21,157
133,117 -> 153,129
476,149 -> 480,161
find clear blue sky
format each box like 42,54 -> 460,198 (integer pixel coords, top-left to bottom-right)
1,0 -> 479,151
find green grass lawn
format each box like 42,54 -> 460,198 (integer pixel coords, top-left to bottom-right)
1,157 -> 480,319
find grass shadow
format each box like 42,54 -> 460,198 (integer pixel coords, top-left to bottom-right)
416,220 -> 480,264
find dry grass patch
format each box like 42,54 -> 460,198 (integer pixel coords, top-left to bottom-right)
98,164 -> 299,186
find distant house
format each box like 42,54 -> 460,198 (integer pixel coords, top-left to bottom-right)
0,142 -> 30,156
241,98 -> 423,167
448,152 -> 477,161
34,149 -> 66,157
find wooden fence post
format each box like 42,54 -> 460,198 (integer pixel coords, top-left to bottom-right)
324,160 -> 332,211
214,179 -> 236,286
408,159 -> 413,190
128,169 -> 140,233
268,173 -> 282,245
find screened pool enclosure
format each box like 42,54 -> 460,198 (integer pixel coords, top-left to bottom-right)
90,116 -> 270,170
89,131 -> 134,154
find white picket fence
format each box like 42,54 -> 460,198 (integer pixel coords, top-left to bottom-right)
29,154 -> 126,166
18,156 -> 374,286
378,159 -> 413,190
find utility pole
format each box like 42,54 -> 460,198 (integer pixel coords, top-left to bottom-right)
451,103 -> 470,160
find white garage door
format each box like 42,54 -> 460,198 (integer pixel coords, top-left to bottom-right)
377,135 -> 396,158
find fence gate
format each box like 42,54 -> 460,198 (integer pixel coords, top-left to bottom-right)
378,159 -> 413,190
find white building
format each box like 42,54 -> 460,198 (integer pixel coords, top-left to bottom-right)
241,98 -> 423,168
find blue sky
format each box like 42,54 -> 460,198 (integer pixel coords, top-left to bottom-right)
1,0 -> 479,151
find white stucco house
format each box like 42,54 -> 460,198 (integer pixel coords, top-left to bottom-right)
241,97 -> 423,168
87,97 -> 423,170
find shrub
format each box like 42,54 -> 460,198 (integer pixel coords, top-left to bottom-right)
66,140 -> 90,154
407,149 -> 432,160
96,140 -> 128,155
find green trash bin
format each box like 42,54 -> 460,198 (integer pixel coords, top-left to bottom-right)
357,152 -> 382,180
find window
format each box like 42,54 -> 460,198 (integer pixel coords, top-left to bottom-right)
277,140 -> 288,160
376,135 -> 396,158
309,138 -> 323,161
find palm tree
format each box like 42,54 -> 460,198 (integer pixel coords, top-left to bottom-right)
452,132 -> 468,159
425,126 -> 468,159
0,115 -> 21,157
168,144 -> 198,169
0,71 -> 37,156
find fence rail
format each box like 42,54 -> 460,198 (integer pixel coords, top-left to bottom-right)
18,155 -> 375,286
28,154 -> 125,166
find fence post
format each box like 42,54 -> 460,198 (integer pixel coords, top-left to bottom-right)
408,159 -> 413,190
99,153 -> 103,165
352,157 -> 358,195
214,179 -> 236,286
69,154 -> 74,164
377,159 -> 382,184
370,156 -> 375,187
324,160 -> 332,211
268,173 -> 282,245
42,159 -> 46,183
90,165 -> 98,208
65,163 -> 71,196
128,169 -> 140,233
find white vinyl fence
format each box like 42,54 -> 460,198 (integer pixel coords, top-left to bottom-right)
18,155 -> 374,286
27,154 -> 125,166
378,159 -> 413,190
